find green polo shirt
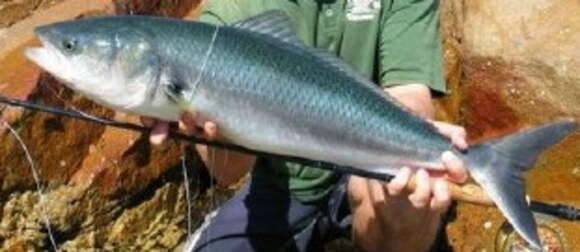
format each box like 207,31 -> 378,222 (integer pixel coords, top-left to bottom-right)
198,0 -> 446,203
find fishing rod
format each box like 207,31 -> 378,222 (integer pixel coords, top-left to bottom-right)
0,94 -> 579,221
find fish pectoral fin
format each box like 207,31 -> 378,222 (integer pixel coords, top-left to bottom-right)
164,88 -> 196,114
159,73 -> 197,114
176,99 -> 196,114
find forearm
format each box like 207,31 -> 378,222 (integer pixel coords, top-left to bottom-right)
351,83 -> 441,251
383,83 -> 434,119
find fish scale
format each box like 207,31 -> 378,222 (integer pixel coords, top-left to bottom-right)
200,25 -> 448,160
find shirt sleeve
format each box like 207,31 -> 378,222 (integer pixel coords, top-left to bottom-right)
378,0 -> 446,93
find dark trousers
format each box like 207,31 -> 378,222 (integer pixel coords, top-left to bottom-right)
185,174 -> 352,252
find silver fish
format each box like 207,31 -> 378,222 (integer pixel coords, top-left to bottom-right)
25,11 -> 577,249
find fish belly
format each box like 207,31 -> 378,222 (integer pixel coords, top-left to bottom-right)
190,90 -> 444,175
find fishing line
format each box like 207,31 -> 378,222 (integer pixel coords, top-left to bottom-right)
0,95 -> 579,222
181,154 -> 192,237
188,25 -> 220,103
207,146 -> 216,248
36,79 -> 111,249
1,120 -> 59,251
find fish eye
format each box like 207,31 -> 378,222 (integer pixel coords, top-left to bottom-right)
62,39 -> 77,52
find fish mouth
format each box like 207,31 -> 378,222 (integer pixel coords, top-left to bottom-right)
24,27 -> 62,73
24,46 -> 49,66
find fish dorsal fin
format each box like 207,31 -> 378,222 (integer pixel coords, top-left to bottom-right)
231,10 -> 299,45
232,11 -> 368,85
310,48 -> 376,87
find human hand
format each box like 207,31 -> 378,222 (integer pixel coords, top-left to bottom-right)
384,120 -> 468,226
382,84 -> 468,207
140,112 -> 218,145
349,120 -> 468,251
141,113 -> 254,186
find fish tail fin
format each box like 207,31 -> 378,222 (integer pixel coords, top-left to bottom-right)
465,120 -> 577,249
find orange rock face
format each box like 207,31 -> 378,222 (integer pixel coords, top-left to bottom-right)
441,0 -> 580,251
113,0 -> 202,17
0,1 -> 219,251
0,0 -> 578,250
0,0 -> 63,28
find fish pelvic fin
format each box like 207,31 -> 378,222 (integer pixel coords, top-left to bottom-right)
465,120 -> 578,249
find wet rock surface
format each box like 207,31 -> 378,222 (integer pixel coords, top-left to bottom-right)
0,0 -> 578,251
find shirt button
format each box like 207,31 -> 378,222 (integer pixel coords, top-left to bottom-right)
325,9 -> 334,17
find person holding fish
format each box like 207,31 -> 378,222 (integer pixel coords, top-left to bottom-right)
144,0 -> 469,251
28,0 -> 567,249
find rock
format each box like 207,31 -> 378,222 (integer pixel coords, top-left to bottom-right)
440,0 -> 580,250
0,0 -> 117,190
0,0 -> 578,250
0,0 -> 113,59
113,0 -> 202,17
0,0 -> 44,28
0,1 -> 218,251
